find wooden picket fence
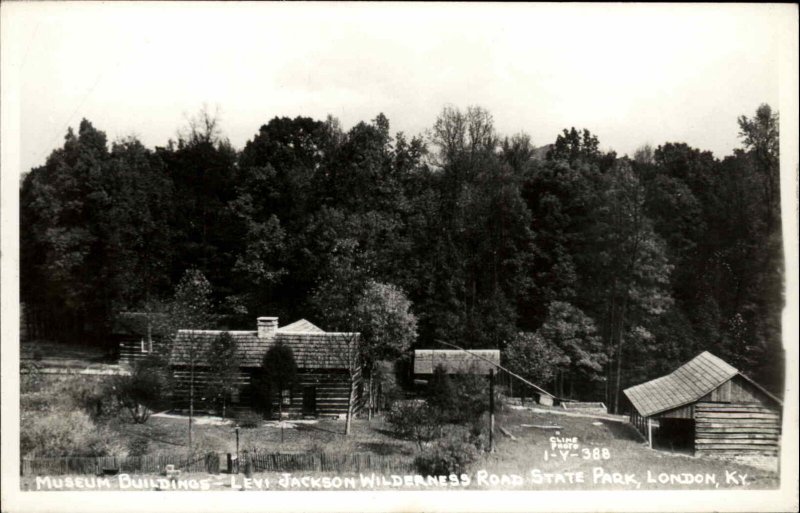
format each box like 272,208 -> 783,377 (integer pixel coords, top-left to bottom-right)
21,452 -> 218,476
248,452 -> 415,473
21,451 -> 412,476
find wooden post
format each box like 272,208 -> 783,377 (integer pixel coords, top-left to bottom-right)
489,369 -> 495,453
647,418 -> 652,448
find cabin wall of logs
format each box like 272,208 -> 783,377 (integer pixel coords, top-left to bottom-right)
169,367 -> 363,418
693,402 -> 781,455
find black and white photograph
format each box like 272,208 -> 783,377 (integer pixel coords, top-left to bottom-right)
1,3 -> 797,512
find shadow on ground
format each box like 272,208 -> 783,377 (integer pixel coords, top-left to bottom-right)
601,419 -> 643,442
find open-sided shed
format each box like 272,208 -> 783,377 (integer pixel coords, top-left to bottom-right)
623,351 -> 782,455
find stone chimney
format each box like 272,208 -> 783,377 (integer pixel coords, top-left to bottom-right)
257,317 -> 278,339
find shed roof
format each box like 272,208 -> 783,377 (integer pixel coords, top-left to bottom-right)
624,351 -> 739,417
414,349 -> 500,375
278,319 -> 324,333
170,329 -> 358,369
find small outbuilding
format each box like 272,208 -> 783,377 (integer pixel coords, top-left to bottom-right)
623,351 -> 782,456
112,312 -> 170,364
413,349 -> 501,376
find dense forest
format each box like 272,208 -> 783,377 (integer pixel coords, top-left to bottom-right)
20,104 -> 784,408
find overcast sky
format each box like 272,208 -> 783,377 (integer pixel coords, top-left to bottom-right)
4,3 -> 794,174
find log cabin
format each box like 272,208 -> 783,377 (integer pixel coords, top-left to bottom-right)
623,351 -> 782,456
168,316 -> 363,418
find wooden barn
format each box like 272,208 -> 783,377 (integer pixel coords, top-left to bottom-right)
169,316 -> 363,418
623,351 -> 782,456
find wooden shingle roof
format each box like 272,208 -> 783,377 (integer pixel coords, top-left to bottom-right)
414,349 -> 500,375
623,351 -> 737,417
170,329 -> 357,370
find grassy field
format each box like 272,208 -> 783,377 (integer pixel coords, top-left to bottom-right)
119,412 -> 417,457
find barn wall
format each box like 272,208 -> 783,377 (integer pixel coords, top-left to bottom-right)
700,375 -> 774,405
694,402 -> 781,455
658,404 -> 694,419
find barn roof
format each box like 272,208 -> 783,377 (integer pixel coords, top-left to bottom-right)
278,319 -> 324,333
414,349 -> 500,375
170,330 -> 358,369
624,351 -> 740,417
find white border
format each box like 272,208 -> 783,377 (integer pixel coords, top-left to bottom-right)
2,3 -> 797,512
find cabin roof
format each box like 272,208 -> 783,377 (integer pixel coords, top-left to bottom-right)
413,349 -> 500,375
623,351 -> 779,418
170,328 -> 358,369
277,319 -> 324,333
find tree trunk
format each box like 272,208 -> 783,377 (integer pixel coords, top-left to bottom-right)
367,374 -> 373,421
189,358 -> 195,453
345,376 -> 356,436
146,313 -> 153,353
612,300 -> 628,414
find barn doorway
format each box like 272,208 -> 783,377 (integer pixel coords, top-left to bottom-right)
656,418 -> 695,454
302,386 -> 317,416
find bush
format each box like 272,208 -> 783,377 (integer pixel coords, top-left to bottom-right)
386,400 -> 442,448
127,437 -> 150,457
114,355 -> 172,423
70,378 -> 121,420
20,410 -> 118,458
236,410 -> 263,428
375,361 -> 404,411
414,434 -> 479,476
426,370 -> 502,424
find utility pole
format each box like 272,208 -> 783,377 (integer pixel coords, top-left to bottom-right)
489,369 -> 495,453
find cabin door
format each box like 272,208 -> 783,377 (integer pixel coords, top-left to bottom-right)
302,386 -> 317,416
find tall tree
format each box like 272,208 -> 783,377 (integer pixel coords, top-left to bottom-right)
167,269 -> 215,452
159,108 -> 240,299
504,332 -> 567,400
354,281 -> 418,418
587,159 -> 673,412
537,301 -> 606,399
205,332 -> 241,419
737,104 -> 780,231
261,341 -> 298,420
309,239 -> 369,435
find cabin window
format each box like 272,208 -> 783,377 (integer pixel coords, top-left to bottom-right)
281,388 -> 291,405
140,338 -> 149,353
